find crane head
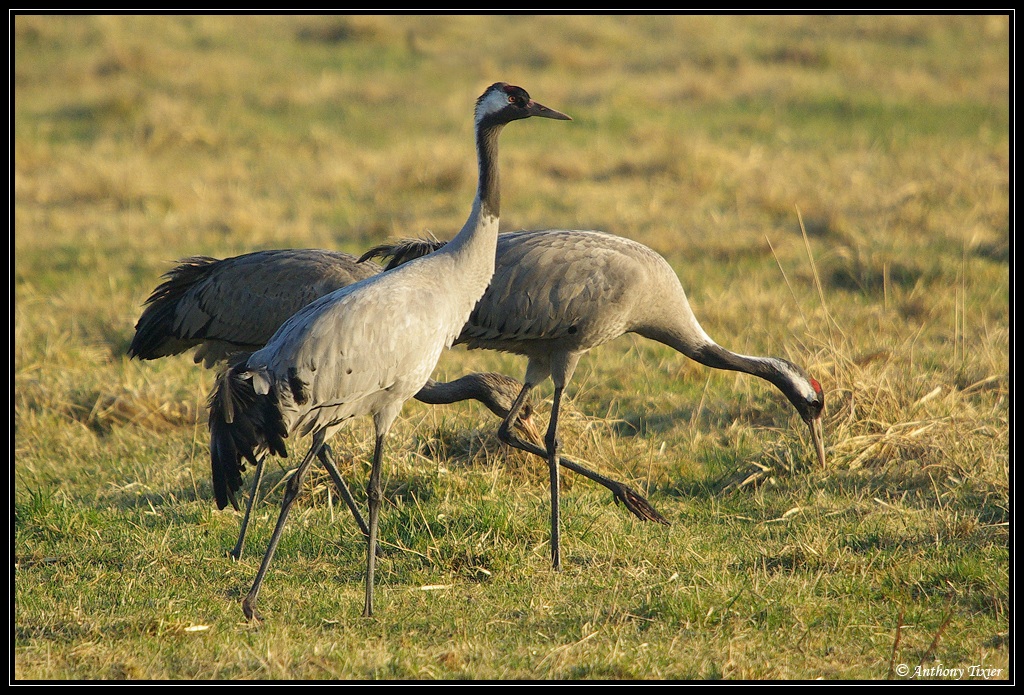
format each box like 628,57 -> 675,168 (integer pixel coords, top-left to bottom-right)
476,83 -> 572,126
510,401 -> 544,450
768,360 -> 826,468
798,375 -> 826,469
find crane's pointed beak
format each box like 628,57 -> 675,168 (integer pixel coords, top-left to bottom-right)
527,100 -> 572,121
807,416 -> 826,469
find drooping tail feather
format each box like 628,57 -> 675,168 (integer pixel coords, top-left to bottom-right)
208,363 -> 289,510
128,256 -> 221,360
357,237 -> 447,271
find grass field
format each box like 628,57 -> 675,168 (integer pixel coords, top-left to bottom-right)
14,15 -> 1009,680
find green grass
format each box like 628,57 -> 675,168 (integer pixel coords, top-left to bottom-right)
15,14 -> 1008,680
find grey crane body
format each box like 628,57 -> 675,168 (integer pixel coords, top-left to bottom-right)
208,83 -> 569,619
130,244 -> 664,564
133,254 -> 666,567
474,230 -> 823,420
459,230 -> 670,362
367,229 -> 826,569
240,242 -> 492,449
131,251 -> 546,421
370,229 -> 825,438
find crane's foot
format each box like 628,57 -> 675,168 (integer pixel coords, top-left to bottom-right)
241,595 -> 263,622
610,482 -> 670,525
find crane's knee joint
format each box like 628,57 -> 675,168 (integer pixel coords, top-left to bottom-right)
545,432 -> 561,454
366,482 -> 382,506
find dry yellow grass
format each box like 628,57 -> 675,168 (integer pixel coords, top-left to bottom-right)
15,15 -> 1008,679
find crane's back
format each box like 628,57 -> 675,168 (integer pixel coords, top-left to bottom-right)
459,229 -> 683,359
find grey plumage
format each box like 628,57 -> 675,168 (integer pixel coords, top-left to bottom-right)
208,82 -> 570,619
131,251 -> 664,564
364,228 -> 827,568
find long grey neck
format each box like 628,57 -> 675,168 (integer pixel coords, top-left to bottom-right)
633,285 -> 804,408
691,342 -> 782,385
441,120 -> 504,280
452,122 -> 503,239
638,320 -> 787,393
415,374 -> 510,420
475,121 -> 503,219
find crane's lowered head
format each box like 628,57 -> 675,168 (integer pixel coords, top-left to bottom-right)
476,83 -> 572,127
770,359 -> 826,468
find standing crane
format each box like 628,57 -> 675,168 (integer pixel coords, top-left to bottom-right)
363,229 -> 826,570
129,253 -> 665,561
210,83 -> 570,619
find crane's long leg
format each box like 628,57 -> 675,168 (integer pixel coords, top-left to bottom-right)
229,454 -> 266,561
363,432 -> 386,618
496,382 -> 536,451
228,442 -> 381,561
242,431 -> 325,622
495,384 -> 668,526
318,445 -> 383,558
545,386 -> 565,571
555,455 -> 668,525
318,445 -> 368,535
495,380 -> 562,569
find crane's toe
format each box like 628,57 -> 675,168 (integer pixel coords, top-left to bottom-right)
241,596 -> 263,622
613,484 -> 670,525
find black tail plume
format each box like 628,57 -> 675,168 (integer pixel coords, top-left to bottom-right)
357,237 -> 447,271
128,256 -> 221,360
208,363 -> 289,510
